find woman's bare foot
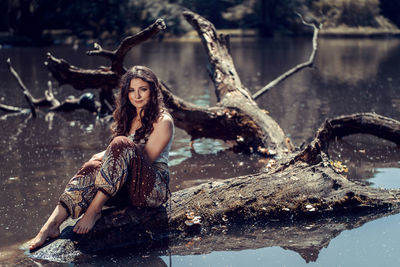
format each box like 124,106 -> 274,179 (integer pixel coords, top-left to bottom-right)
29,221 -> 60,250
73,210 -> 102,234
29,204 -> 67,251
73,190 -> 109,234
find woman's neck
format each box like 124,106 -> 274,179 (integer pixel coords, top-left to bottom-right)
130,116 -> 142,134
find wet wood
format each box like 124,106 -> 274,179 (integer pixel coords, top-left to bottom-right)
0,103 -> 24,113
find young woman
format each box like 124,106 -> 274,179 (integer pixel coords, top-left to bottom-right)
29,66 -> 174,250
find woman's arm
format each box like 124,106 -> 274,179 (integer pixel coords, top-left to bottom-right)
90,150 -> 105,161
144,115 -> 174,163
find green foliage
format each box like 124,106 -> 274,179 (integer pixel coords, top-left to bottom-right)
254,0 -> 303,35
2,0 -> 130,43
2,0 -> 398,45
311,0 -> 381,27
62,0 -> 129,38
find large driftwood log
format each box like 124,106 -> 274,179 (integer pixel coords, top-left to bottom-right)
180,11 -> 287,153
14,10 -> 399,264
27,113 -> 400,263
42,12 -> 289,152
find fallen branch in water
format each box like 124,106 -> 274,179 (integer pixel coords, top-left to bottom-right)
252,13 -> 321,100
25,10 -> 400,263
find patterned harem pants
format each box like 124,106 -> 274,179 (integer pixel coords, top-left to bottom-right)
59,136 -> 169,219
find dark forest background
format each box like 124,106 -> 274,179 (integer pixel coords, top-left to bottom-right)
0,0 -> 399,45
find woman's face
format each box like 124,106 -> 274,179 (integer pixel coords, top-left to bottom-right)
128,78 -> 151,112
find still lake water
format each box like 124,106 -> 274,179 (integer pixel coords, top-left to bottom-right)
0,37 -> 399,266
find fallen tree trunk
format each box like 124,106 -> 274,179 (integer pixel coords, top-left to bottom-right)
28,115 -> 400,262
17,10 -> 400,264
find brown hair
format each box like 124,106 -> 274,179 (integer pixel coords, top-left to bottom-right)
110,66 -> 164,142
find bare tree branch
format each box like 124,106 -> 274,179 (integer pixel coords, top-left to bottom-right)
161,82 -> 263,147
252,14 -> 321,100
183,10 -> 253,102
277,113 -> 400,171
44,81 -> 60,107
86,19 -> 166,75
6,58 -> 37,117
0,103 -> 24,113
45,53 -> 119,90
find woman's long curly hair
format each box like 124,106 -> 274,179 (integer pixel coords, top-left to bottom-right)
110,66 -> 164,143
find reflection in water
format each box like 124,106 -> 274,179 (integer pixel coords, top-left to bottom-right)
317,38 -> 400,85
160,213 -> 400,266
0,38 -> 400,265
328,134 -> 400,183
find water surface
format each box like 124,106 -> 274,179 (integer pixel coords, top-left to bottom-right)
0,37 -> 399,265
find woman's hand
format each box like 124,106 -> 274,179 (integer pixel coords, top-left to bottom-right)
90,151 -> 105,161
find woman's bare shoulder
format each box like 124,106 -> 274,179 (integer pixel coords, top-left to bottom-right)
153,112 -> 173,130
158,112 -> 173,124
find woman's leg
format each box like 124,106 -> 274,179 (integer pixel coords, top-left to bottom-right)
73,190 -> 109,234
29,204 -> 68,250
73,136 -> 139,234
59,160 -> 102,219
96,136 -> 157,207
30,159 -> 102,249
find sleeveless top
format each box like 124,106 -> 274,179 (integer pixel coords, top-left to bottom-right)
153,123 -> 174,166
128,113 -> 174,168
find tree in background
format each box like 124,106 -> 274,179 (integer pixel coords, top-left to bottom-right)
307,0 -> 399,30
1,0 -> 400,45
380,0 -> 400,27
0,0 -> 129,44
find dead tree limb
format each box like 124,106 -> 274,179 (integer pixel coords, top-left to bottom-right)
0,103 -> 25,113
29,111 -> 400,262
182,12 -> 252,102
181,10 -> 287,153
87,19 -> 166,75
3,61 -> 99,115
45,19 -> 166,115
292,113 -> 400,167
253,13 -> 321,100
23,11 -> 400,263
161,83 -> 274,149
45,53 -> 119,91
6,58 -> 37,117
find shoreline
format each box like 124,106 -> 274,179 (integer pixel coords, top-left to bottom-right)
319,27 -> 400,38
2,27 -> 400,47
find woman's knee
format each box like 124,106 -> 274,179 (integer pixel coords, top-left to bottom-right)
109,136 -> 136,151
78,160 -> 102,175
